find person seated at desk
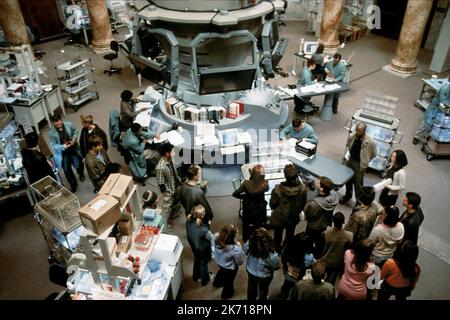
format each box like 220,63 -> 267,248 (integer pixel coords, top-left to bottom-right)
119,90 -> 150,131
279,118 -> 318,145
121,122 -> 160,184
294,59 -> 318,114
279,118 -> 318,190
324,53 -> 347,114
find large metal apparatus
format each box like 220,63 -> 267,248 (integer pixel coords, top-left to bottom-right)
129,0 -> 287,106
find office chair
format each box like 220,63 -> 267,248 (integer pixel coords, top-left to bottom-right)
294,95 -> 318,121
103,40 -> 122,76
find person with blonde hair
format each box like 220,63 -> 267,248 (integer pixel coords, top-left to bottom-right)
186,204 -> 214,286
232,164 -> 269,241
79,114 -> 108,158
213,224 -> 244,299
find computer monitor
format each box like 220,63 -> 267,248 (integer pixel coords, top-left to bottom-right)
148,118 -> 171,134
303,41 -> 318,55
199,68 -> 256,96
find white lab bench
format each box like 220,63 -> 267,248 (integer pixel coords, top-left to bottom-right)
8,86 -> 65,134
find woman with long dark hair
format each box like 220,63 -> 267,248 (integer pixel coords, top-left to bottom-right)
280,232 -> 315,299
379,149 -> 408,207
337,239 -> 376,300
369,205 -> 404,267
244,228 -> 280,300
232,164 -> 269,242
212,224 -> 245,299
378,240 -> 420,300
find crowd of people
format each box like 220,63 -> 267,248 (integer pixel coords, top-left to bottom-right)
170,157 -> 424,300
19,81 -> 439,301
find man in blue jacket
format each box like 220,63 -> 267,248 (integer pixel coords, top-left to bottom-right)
49,113 -> 85,192
324,53 -> 347,114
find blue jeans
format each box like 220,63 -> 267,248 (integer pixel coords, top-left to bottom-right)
62,148 -> 84,188
247,272 -> 273,300
192,251 -> 210,286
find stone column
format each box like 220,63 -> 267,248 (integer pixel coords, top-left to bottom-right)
385,0 -> 433,77
86,0 -> 112,53
0,0 -> 30,45
318,0 -> 345,54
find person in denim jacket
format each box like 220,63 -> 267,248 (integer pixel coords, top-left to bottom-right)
244,228 -> 280,300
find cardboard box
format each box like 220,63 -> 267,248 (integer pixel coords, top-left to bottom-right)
119,219 -> 133,235
100,174 -> 134,207
99,173 -> 121,195
109,174 -> 134,207
79,194 -> 121,235
116,235 -> 132,253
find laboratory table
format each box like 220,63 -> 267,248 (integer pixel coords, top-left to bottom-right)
288,153 -> 354,188
281,82 -> 351,121
6,86 -> 64,134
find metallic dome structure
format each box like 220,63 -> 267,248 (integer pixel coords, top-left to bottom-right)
129,0 -> 287,107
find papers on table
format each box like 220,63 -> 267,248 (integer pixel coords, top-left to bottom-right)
154,130 -> 185,146
195,124 -> 219,146
135,110 -> 152,127
298,139 -> 316,150
194,135 -> 220,146
299,82 -> 342,94
278,86 -> 299,98
237,132 -> 253,144
324,83 -> 341,91
134,102 -> 156,127
195,123 -> 215,137
325,76 -> 337,83
300,83 -> 326,94
220,145 -> 245,155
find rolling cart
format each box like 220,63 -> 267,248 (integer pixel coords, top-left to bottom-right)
234,141 -> 292,223
344,92 -> 403,177
29,176 -> 83,266
421,104 -> 450,161
414,77 -> 449,111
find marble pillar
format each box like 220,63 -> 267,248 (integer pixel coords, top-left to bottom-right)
319,0 -> 345,54
386,0 -> 433,77
86,0 -> 112,53
0,0 -> 30,45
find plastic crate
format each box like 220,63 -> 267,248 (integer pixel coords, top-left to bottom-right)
34,186 -> 81,233
431,125 -> 450,143
29,176 -> 65,202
